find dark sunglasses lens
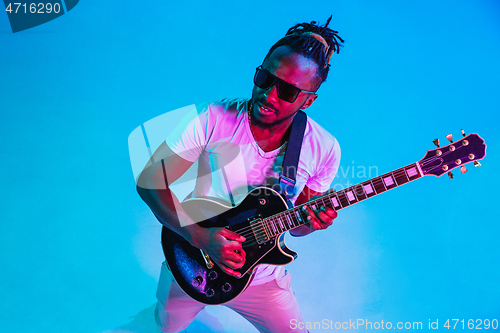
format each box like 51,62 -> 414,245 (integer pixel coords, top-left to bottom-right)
254,68 -> 301,103
254,69 -> 275,89
277,82 -> 300,103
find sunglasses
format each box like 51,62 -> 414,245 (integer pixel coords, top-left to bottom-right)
253,66 -> 317,103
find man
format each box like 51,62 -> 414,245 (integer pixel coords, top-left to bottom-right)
137,17 -> 343,332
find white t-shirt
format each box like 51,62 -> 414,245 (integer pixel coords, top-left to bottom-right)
167,98 -> 341,284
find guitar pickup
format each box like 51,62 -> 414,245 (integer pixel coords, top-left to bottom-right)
249,217 -> 270,244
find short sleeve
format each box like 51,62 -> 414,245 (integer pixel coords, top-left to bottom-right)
166,103 -> 210,162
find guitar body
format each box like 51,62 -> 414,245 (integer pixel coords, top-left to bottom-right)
161,187 -> 297,305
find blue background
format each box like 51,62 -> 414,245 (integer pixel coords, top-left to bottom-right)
1,0 -> 498,332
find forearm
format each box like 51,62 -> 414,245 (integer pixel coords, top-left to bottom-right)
137,183 -> 246,277
136,185 -> 203,246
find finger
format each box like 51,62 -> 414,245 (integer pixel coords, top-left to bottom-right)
219,262 -> 243,277
224,248 -> 246,262
307,215 -> 322,230
225,240 -> 246,258
303,206 -> 322,230
307,207 -> 333,230
316,211 -> 334,226
233,247 -> 246,259
221,228 -> 246,242
315,207 -> 334,222
316,206 -> 337,217
222,257 -> 245,269
317,206 -> 337,222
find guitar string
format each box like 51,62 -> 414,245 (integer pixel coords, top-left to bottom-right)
233,163 -> 422,244
195,143 -> 477,250
231,162 -> 416,240
230,199 -> 334,244
238,142 -> 475,242
224,206 -> 308,243
239,141 -> 475,245
223,142 -> 469,241
229,169 -> 406,242
233,208 -> 306,240
420,142 -> 471,172
242,193 -> 339,241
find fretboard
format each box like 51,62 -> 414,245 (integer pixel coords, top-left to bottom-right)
261,162 -> 423,237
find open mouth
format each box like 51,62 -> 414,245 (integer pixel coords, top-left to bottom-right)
258,103 -> 276,114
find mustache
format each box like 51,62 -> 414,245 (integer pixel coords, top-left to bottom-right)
256,101 -> 278,114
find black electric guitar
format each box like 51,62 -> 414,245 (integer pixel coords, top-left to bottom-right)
161,132 -> 486,305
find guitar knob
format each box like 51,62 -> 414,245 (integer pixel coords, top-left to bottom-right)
205,288 -> 215,297
446,134 -> 453,143
192,276 -> 203,287
432,139 -> 440,148
448,171 -> 454,179
474,161 -> 481,168
208,271 -> 218,280
461,129 -> 466,137
460,166 -> 468,173
222,282 -> 232,293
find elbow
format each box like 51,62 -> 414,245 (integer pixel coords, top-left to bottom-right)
136,183 -> 148,203
136,183 -> 144,196
136,169 -> 153,200
136,181 -> 171,205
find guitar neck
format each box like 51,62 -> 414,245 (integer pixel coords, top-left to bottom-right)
262,162 -> 423,237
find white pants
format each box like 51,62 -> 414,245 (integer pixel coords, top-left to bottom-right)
155,262 -> 307,333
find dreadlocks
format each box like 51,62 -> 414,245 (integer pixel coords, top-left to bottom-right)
264,16 -> 344,89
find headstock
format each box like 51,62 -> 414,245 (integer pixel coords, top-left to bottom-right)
418,131 -> 486,177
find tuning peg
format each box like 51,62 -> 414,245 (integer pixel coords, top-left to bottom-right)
448,171 -> 454,179
460,166 -> 468,173
446,134 -> 453,143
461,129 -> 466,137
474,161 -> 481,168
432,139 -> 440,148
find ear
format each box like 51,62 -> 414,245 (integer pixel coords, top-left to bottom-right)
300,94 -> 318,110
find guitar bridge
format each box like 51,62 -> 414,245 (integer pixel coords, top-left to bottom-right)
249,217 -> 270,244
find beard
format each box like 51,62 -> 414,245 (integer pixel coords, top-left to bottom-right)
249,99 -> 298,130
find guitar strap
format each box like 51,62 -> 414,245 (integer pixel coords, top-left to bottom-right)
279,110 -> 307,202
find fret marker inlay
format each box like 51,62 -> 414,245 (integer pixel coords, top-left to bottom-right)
346,191 -> 355,202
383,176 -> 394,187
330,197 -> 340,208
363,184 -> 374,194
406,167 -> 418,178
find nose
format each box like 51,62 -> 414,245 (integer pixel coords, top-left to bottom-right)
262,82 -> 279,103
